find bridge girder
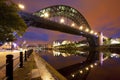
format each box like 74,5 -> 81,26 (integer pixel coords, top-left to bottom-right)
33,5 -> 91,29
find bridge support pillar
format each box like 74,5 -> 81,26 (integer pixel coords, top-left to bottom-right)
98,32 -> 104,46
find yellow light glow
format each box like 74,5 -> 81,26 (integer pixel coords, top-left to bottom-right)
90,30 -> 94,34
90,65 -> 94,68
71,23 -> 75,27
18,3 -> 25,9
80,70 -> 83,74
60,18 -> 65,23
94,32 -> 97,35
85,67 -> 89,70
44,12 -> 49,18
85,28 -> 89,32
72,74 -> 75,77
94,63 -> 98,66
79,26 -> 83,30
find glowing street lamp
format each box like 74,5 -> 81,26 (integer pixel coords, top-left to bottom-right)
85,67 -> 89,70
94,32 -> 98,35
60,18 -> 65,23
18,3 -> 25,10
90,64 -> 94,68
94,63 -> 98,66
72,74 -> 75,77
79,26 -> 83,30
44,12 -> 49,18
71,23 -> 75,27
79,70 -> 83,74
90,30 -> 94,34
85,28 -> 89,32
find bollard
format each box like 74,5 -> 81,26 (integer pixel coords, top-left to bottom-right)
24,51 -> 27,61
6,54 -> 13,80
19,52 -> 23,68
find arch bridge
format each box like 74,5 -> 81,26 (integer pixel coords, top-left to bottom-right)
19,5 -> 102,47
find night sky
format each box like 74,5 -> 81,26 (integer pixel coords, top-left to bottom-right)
13,0 -> 120,44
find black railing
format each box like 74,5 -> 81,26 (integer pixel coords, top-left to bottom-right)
0,49 -> 33,80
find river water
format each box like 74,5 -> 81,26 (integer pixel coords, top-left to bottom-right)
37,49 -> 120,80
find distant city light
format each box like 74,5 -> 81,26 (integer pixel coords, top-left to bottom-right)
13,42 -> 17,48
111,39 -> 120,44
111,53 -> 120,58
20,48 -> 23,52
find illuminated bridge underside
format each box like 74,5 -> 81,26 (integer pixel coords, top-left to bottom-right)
20,12 -> 98,46
33,5 -> 91,29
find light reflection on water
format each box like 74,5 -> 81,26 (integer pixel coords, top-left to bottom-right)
38,50 -> 89,69
37,49 -> 120,80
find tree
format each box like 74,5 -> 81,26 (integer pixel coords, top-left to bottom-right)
0,0 -> 27,43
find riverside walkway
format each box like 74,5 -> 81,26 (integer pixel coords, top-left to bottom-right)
0,50 -> 66,80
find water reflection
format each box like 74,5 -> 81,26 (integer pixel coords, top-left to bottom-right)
52,50 -> 89,57
37,49 -> 120,80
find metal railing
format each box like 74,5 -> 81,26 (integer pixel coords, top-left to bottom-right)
0,49 -> 33,80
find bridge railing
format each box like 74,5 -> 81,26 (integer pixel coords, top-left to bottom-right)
0,49 -> 33,80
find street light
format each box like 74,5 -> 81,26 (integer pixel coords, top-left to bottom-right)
18,3 -> 25,10
71,23 -> 75,27
85,67 -> 89,70
79,70 -> 83,74
90,30 -> 94,34
90,64 -> 94,68
79,26 -> 83,30
60,18 -> 65,23
94,63 -> 98,66
44,12 -> 49,18
94,32 -> 98,35
85,28 -> 89,32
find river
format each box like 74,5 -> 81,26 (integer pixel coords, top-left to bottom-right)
36,49 -> 120,80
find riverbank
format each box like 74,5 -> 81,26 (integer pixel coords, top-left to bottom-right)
13,53 -> 42,80
13,51 -> 67,80
33,52 -> 67,80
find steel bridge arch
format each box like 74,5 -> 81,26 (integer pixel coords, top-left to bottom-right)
19,5 -> 99,47
33,5 -> 91,29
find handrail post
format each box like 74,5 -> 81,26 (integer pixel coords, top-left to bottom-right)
19,52 -> 23,68
24,51 -> 27,61
6,54 -> 13,80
